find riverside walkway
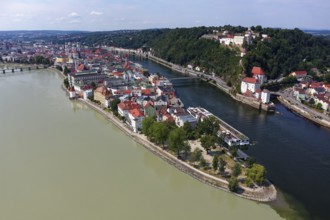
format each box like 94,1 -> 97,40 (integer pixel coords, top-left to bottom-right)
278,88 -> 330,128
75,97 -> 277,202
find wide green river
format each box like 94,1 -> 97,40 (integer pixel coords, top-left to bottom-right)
0,70 -> 285,220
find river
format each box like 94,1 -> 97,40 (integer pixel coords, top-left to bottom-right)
0,70 -> 286,220
133,57 -> 330,220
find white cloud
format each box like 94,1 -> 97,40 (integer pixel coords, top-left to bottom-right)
68,12 -> 79,17
13,13 -> 25,17
90,11 -> 103,16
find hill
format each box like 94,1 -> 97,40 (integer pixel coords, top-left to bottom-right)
47,26 -> 330,84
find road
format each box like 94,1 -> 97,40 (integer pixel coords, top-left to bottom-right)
281,88 -> 330,122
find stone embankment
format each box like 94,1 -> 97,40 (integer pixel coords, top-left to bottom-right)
76,97 -> 277,202
54,56 -> 277,202
278,96 -> 330,129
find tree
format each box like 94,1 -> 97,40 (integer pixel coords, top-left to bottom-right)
56,65 -> 63,71
245,177 -> 253,188
91,82 -> 97,90
309,98 -> 315,105
63,78 -> 69,89
316,103 -> 323,110
199,156 -> 208,168
200,134 -> 217,153
228,177 -> 239,192
324,73 -> 330,83
180,141 -> 191,160
246,164 -> 266,185
110,98 -> 121,112
190,148 -> 202,162
168,127 -> 186,156
245,156 -> 256,168
141,116 -> 156,137
232,163 -> 242,177
150,122 -> 170,147
182,122 -> 194,140
218,157 -> 227,175
63,66 -> 71,76
212,155 -> 219,171
197,116 -> 220,136
229,146 -> 238,157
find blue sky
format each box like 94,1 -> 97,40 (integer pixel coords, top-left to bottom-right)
0,0 -> 328,31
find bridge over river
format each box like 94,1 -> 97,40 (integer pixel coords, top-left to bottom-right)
0,65 -> 47,77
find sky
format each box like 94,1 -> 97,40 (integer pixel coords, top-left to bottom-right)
0,0 -> 329,31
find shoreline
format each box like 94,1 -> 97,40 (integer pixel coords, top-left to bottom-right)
78,98 -> 277,202
117,49 -> 274,112
26,64 -> 278,202
54,60 -> 277,202
277,96 -> 330,129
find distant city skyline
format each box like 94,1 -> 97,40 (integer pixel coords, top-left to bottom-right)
0,0 -> 329,31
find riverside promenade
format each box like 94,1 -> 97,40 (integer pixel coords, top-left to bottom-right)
278,88 -> 330,129
76,97 -> 277,202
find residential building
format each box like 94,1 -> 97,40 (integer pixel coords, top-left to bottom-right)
241,77 -> 260,94
293,88 -> 307,101
128,108 -> 145,133
94,86 -> 112,107
233,36 -> 245,46
173,112 -> 197,128
144,103 -> 156,117
315,95 -> 330,111
261,90 -> 270,104
290,71 -> 307,79
118,101 -> 141,118
68,72 -> 108,86
252,66 -> 267,84
69,87 -> 76,99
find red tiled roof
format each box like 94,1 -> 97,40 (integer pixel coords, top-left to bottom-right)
129,108 -> 144,118
291,71 -> 307,75
243,77 -> 258,84
310,82 -> 324,88
252,66 -> 264,75
164,114 -> 175,124
112,72 -> 123,77
142,89 -> 151,95
95,86 -> 111,96
118,101 -> 141,111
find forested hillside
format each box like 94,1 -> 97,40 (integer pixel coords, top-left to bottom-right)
243,28 -> 330,79
60,26 -> 330,83
148,27 -> 242,82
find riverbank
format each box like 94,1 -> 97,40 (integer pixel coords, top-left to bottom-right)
57,67 -> 277,202
77,97 -> 277,202
125,50 -> 274,112
278,96 -> 330,129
